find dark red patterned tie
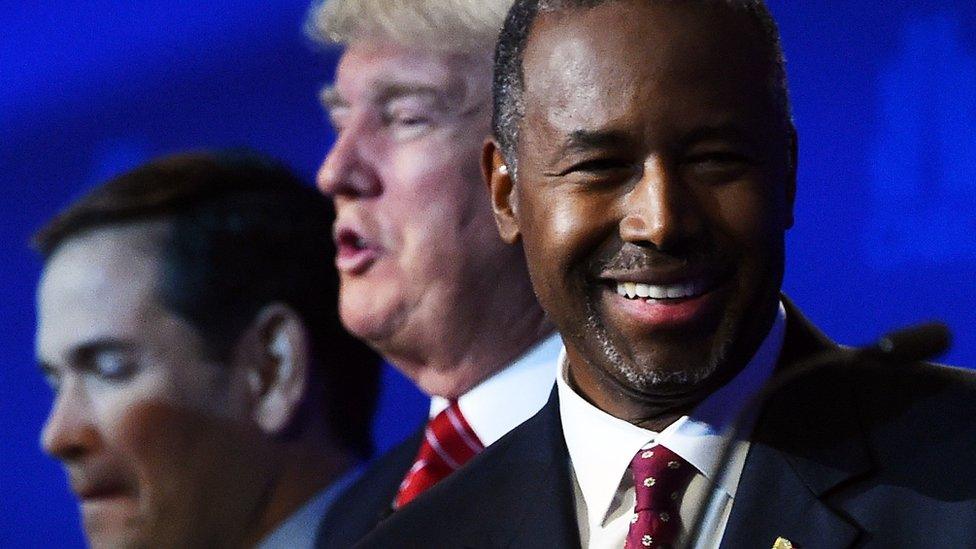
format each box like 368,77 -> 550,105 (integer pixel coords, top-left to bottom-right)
625,445 -> 698,549
394,400 -> 484,508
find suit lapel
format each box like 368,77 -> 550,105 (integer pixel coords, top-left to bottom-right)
723,438 -> 864,549
721,301 -> 874,549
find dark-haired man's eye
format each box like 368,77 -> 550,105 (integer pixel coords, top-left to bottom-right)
92,353 -> 137,381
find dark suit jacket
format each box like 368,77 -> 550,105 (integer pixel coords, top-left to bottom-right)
358,304 -> 976,548
315,427 -> 424,549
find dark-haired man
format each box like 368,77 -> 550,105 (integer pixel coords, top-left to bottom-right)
35,153 -> 380,548
361,1 -> 976,547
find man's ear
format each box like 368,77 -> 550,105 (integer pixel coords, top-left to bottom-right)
482,138 -> 521,244
241,303 -> 310,435
784,125 -> 798,230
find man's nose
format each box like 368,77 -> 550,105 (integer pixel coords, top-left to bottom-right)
40,380 -> 97,462
316,117 -> 382,198
619,157 -> 702,251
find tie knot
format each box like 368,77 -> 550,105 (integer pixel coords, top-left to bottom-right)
420,400 -> 484,467
394,400 -> 484,508
630,445 -> 697,512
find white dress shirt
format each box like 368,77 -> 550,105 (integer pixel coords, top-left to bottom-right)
430,333 -> 562,447
558,303 -> 787,548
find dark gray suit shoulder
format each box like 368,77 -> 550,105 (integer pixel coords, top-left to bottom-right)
316,427 -> 424,549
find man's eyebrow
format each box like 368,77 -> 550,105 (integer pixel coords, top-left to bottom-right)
38,360 -> 58,378
373,82 -> 451,104
66,338 -> 138,367
320,86 -> 345,110
557,129 -> 634,156
321,82 -> 458,112
679,123 -> 758,148
37,338 -> 135,378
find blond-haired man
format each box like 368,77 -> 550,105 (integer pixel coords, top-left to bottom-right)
306,1 -> 560,546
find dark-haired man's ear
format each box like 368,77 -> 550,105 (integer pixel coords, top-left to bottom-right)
241,303 -> 310,435
482,139 -> 521,244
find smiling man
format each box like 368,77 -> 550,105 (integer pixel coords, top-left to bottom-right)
305,1 -> 562,547
359,1 -> 976,547
35,153 -> 380,548
492,0 -> 795,433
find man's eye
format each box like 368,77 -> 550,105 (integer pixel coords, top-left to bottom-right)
42,370 -> 62,393
684,152 -> 752,180
326,103 -> 356,134
561,158 -> 632,176
327,113 -> 347,135
92,354 -> 136,381
396,114 -> 430,126
384,111 -> 432,130
687,152 -> 750,168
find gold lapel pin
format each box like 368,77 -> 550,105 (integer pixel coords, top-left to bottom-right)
772,537 -> 795,549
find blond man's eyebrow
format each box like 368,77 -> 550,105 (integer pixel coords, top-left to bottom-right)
371,83 -> 446,107
319,86 -> 345,110
319,81 -> 462,113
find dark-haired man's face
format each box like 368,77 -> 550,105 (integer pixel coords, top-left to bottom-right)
36,224 -> 274,548
499,1 -> 795,416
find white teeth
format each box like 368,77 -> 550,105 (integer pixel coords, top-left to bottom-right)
614,281 -> 704,300
625,282 -> 637,298
666,285 -> 685,299
648,285 -> 668,299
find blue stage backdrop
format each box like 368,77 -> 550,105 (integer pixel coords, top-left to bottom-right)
1,1 -> 973,546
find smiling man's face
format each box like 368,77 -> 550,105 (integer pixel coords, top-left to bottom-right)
492,1 -> 795,416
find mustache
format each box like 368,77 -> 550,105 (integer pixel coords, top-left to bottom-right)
591,243 -> 723,274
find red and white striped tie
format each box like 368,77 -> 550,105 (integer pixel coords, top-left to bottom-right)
394,400 -> 484,508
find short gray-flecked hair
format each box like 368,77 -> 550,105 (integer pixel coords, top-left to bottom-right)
492,0 -> 793,176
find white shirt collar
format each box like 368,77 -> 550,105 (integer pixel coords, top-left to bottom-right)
558,302 -> 786,529
430,333 -> 562,446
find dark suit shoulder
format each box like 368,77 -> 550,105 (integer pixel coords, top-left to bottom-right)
852,358 -> 976,432
876,358 -> 976,393
854,359 -> 976,480
826,359 -> 976,544
721,309 -> 976,547
316,427 -> 424,549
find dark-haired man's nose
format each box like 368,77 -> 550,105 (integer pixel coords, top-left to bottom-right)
40,380 -> 97,463
619,157 -> 702,252
317,117 -> 383,199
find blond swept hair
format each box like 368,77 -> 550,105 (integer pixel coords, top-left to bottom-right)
306,0 -> 513,52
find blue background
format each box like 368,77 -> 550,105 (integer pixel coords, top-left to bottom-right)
1,1 -> 973,546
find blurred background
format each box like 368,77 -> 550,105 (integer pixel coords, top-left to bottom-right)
1,1 -> 973,546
